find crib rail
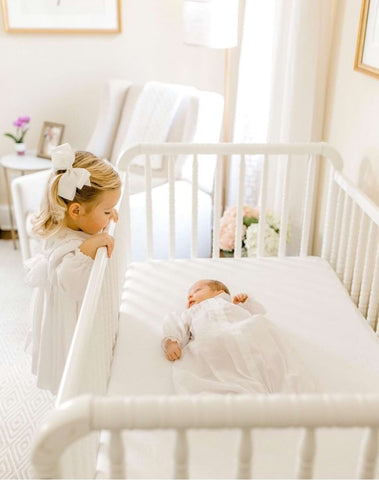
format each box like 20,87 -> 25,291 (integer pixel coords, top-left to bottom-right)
118,142 -> 343,262
321,170 -> 379,330
33,393 -> 379,479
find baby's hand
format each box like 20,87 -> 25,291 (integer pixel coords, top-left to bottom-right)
233,293 -> 248,304
165,339 -> 182,361
79,233 -> 115,259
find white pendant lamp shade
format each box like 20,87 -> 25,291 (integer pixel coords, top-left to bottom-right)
183,0 -> 239,48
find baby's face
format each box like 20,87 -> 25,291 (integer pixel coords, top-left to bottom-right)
187,280 -> 223,308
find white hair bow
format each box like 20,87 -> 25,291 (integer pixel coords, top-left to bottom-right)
51,143 -> 91,201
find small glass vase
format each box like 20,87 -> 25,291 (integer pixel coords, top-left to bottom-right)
14,142 -> 26,156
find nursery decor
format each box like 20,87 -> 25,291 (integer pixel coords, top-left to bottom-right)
1,0 -> 121,34
4,116 -> 30,156
355,0 -> 379,78
37,122 -> 65,159
219,205 -> 290,257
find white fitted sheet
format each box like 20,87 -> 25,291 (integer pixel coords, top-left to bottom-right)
100,257 -> 379,478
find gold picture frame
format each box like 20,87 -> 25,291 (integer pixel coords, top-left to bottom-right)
37,122 -> 65,159
354,0 -> 379,78
1,0 -> 121,34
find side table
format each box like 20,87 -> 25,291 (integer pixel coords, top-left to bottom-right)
1,154 -> 51,249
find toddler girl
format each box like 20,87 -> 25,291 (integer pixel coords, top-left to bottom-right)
162,279 -> 316,395
25,143 -> 121,394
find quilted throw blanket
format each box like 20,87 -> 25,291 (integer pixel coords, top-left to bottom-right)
126,81 -> 197,169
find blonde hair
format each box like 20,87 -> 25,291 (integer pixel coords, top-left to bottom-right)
206,279 -> 230,295
32,151 -> 121,237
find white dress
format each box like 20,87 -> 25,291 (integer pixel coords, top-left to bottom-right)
162,293 -> 316,394
25,227 -> 93,394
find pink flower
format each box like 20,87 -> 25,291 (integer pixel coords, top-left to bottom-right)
219,205 -> 259,251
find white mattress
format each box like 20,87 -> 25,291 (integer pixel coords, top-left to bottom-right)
99,257 -> 379,479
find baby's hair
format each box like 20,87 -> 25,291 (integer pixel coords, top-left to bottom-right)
206,279 -> 230,295
32,151 -> 121,237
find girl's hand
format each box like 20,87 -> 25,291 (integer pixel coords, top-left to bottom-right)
165,339 -> 182,361
110,208 -> 118,223
79,233 -> 115,259
233,293 -> 248,304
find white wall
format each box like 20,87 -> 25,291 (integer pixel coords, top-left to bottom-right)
323,0 -> 379,204
0,0 -> 224,223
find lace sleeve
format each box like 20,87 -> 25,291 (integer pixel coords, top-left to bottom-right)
56,248 -> 93,301
161,311 -> 191,351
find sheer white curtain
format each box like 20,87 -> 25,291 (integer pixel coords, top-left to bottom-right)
229,0 -> 337,217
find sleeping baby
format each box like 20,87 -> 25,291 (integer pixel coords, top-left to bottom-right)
162,279 -> 316,394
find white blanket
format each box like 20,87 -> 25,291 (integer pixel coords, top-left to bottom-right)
162,293 -> 316,394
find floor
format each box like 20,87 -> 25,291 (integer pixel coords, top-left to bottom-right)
0,239 -> 54,479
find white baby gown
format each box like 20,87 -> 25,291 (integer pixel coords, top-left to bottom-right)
25,227 -> 93,394
162,293 -> 316,394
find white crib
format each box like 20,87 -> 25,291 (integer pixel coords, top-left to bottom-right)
32,143 -> 379,479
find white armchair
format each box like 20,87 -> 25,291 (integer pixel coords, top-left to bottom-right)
12,79 -> 223,263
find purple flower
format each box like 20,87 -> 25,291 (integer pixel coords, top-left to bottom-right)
5,115 -> 31,143
18,116 -> 31,124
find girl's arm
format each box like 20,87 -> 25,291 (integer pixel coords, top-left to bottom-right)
56,249 -> 93,301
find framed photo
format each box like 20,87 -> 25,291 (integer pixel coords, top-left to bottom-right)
355,0 -> 379,78
1,0 -> 121,34
37,122 -> 65,159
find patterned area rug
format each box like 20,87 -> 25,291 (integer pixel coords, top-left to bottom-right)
0,240 -> 54,479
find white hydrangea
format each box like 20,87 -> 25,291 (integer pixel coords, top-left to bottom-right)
245,212 -> 290,257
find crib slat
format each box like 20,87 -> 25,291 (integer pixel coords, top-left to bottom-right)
257,154 -> 269,257
237,428 -> 252,479
343,203 -> 361,293
278,155 -> 291,257
367,246 -> 379,330
110,430 -> 126,479
168,156 -> 176,260
351,214 -> 370,305
120,169 -> 132,268
330,188 -> 345,270
191,154 -> 198,259
300,155 -> 317,257
336,195 -> 352,280
174,429 -> 188,479
357,428 -> 378,479
358,221 -> 377,317
295,428 -> 315,479
212,156 -> 223,258
234,155 -> 246,259
145,155 -> 154,260
321,170 -> 338,262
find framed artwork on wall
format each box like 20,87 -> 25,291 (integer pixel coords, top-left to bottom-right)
1,0 -> 121,34
37,121 -> 65,159
355,0 -> 379,78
